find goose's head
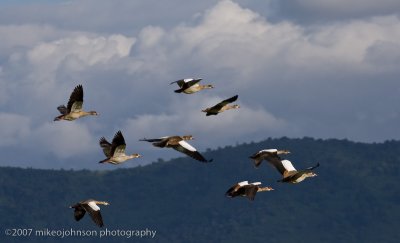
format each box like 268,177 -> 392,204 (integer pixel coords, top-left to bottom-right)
89,111 -> 98,116
97,201 -> 110,206
278,149 -> 290,155
131,153 -> 142,158
205,84 -> 214,89
305,171 -> 317,178
232,104 -> 240,109
258,186 -> 274,192
182,135 -> 194,141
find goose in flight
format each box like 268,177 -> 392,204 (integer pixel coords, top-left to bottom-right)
140,135 -> 212,162
69,199 -> 109,227
99,130 -> 141,164
202,95 -> 239,116
225,181 -> 273,201
250,149 -> 290,168
54,85 -> 98,121
170,78 -> 214,94
270,159 -> 320,183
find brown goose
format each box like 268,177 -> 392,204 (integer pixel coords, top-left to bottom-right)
69,199 -> 109,227
170,78 -> 214,94
270,159 -> 320,183
99,130 -> 141,164
225,181 -> 273,201
54,85 -> 98,121
250,149 -> 290,168
140,135 -> 212,162
202,95 -> 239,116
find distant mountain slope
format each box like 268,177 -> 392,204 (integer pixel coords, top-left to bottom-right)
0,137 -> 399,243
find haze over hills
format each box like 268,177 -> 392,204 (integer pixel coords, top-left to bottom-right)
0,137 -> 399,243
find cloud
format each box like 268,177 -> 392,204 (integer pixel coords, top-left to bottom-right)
0,113 -> 31,146
0,0 -> 399,169
29,122 -> 96,159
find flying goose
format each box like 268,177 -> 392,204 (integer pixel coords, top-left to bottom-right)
250,149 -> 290,168
54,84 -> 98,121
170,78 -> 214,94
225,181 -> 273,201
139,135 -> 212,162
270,159 -> 320,183
69,199 -> 109,227
202,95 -> 239,116
99,130 -> 141,164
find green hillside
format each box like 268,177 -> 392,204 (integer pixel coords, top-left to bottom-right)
0,137 -> 399,243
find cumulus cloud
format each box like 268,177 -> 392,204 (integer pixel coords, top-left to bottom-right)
0,0 -> 399,169
29,122 -> 96,159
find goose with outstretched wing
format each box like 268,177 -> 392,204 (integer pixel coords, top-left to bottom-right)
54,85 -> 98,121
249,149 -> 290,168
99,130 -> 141,165
202,95 -> 239,116
69,199 -> 109,227
140,135 -> 212,162
225,181 -> 273,201
268,159 -> 320,183
170,78 -> 214,94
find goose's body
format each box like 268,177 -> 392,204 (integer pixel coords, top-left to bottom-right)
140,135 -> 212,162
54,85 -> 98,121
202,95 -> 239,116
170,78 -> 214,94
270,159 -> 320,184
250,149 -> 290,168
226,181 -> 273,201
69,199 -> 109,227
99,131 -> 141,165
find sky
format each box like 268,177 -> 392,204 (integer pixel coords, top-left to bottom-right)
0,0 -> 399,169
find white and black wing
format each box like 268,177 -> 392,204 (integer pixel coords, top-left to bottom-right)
172,140 -> 211,162
170,78 -> 202,88
81,202 -> 104,227
206,95 -> 238,115
225,181 -> 247,197
110,131 -> 126,156
67,85 -> 84,112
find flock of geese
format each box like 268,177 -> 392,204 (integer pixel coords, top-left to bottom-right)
55,79 -> 319,227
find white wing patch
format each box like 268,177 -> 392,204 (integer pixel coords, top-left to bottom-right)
260,149 -> 277,153
251,182 -> 262,186
238,181 -> 249,186
178,141 -> 196,152
183,78 -> 195,82
87,201 -> 100,211
281,160 -> 297,171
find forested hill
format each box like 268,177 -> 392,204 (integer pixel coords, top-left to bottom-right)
0,137 -> 399,243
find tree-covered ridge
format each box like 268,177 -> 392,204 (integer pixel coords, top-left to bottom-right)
0,137 -> 399,243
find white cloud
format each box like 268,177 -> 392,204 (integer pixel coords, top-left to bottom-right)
1,0 -> 400,168
0,113 -> 31,146
29,122 -> 96,159
27,34 -> 135,72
